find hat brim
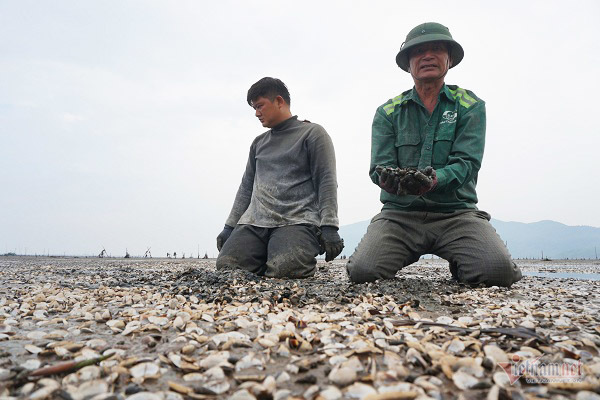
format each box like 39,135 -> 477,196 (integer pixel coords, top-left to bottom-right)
396,35 -> 464,72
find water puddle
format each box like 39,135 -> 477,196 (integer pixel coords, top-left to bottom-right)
523,271 -> 600,280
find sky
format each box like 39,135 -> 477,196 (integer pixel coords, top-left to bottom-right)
1,1 -> 599,257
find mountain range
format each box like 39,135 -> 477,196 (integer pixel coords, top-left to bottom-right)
338,218 -> 600,259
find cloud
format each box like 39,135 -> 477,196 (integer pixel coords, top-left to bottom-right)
61,112 -> 85,123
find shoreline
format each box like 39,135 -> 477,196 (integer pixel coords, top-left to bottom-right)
1,258 -> 599,399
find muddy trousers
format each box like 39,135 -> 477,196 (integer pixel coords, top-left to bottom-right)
216,224 -> 321,279
346,209 -> 522,287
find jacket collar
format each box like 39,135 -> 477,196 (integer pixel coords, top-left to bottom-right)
406,84 -> 454,106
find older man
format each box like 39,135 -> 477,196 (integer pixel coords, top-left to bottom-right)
347,22 -> 522,287
216,77 -> 344,278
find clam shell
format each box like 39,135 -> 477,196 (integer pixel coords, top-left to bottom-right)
319,386 -> 343,400
67,379 -> 108,400
22,359 -> 42,370
126,392 -> 162,400
483,345 -> 509,364
343,382 -> 377,399
328,366 -> 357,386
25,344 -> 43,354
452,370 -> 478,390
129,362 -> 161,379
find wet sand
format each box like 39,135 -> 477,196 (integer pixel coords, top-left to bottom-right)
1,257 -> 599,399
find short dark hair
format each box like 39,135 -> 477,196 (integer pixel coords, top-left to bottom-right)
247,77 -> 291,106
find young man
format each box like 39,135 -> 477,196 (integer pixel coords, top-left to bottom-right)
346,23 -> 522,287
216,77 -> 344,278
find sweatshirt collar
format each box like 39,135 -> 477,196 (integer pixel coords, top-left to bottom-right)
271,116 -> 298,132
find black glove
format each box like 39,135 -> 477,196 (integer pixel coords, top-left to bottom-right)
216,225 -> 234,251
319,226 -> 344,262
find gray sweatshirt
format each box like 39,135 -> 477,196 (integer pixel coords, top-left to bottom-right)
225,116 -> 339,228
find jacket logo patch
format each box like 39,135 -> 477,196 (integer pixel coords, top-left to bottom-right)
440,111 -> 457,125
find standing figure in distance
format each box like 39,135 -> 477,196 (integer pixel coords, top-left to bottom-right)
347,23 -> 522,287
216,77 -> 344,278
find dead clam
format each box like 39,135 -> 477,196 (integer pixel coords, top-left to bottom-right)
343,382 -> 377,399
235,353 -> 265,371
62,365 -> 101,385
64,379 -> 109,400
328,365 -> 357,386
28,379 -> 61,400
129,361 -> 161,382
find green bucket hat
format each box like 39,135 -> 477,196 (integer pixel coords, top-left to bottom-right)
395,22 -> 464,72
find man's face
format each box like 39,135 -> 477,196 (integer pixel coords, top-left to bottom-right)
251,96 -> 283,128
408,41 -> 451,81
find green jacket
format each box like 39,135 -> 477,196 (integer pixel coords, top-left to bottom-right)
370,84 -> 485,212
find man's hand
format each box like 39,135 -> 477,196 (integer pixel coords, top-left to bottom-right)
377,165 -> 400,195
216,225 -> 234,251
377,166 -> 437,196
319,226 -> 344,262
411,166 -> 437,195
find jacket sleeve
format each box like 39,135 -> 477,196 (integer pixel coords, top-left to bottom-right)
307,126 -> 339,228
224,142 -> 256,226
369,106 -> 398,185
434,101 -> 486,192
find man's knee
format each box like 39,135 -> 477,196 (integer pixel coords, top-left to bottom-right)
346,248 -> 382,283
346,219 -> 403,283
265,249 -> 316,279
488,259 -> 522,287
216,254 -> 241,270
346,259 -> 376,283
264,225 -> 320,279
459,256 -> 522,288
216,246 -> 264,274
216,225 -> 268,273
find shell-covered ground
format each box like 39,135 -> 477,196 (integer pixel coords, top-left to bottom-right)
1,257 -> 600,400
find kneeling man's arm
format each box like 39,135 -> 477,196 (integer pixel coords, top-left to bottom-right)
308,127 -> 339,228
435,101 -> 486,192
308,126 -> 344,261
369,107 -> 398,186
224,142 -> 256,227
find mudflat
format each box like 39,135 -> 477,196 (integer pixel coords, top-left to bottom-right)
1,257 -> 599,399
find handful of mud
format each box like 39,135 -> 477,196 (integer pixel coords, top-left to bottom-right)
376,165 -> 437,196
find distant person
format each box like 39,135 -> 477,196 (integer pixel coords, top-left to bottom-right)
346,23 -> 522,287
216,77 -> 344,278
